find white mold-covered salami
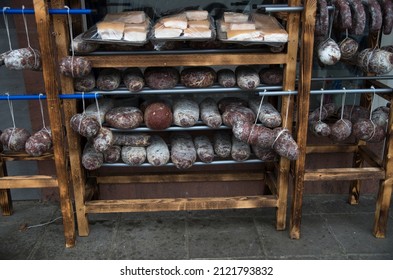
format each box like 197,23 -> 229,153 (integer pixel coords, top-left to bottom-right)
194,135 -> 214,163
372,106 -> 390,127
123,67 -> 145,92
308,103 -> 337,122
173,98 -> 200,127
0,127 -> 31,152
217,97 -> 248,113
235,65 -> 260,90
272,128 -> 299,160
105,106 -> 143,129
309,121 -> 331,137
352,119 -> 386,142
5,48 -> 42,71
144,67 -> 179,89
231,135 -> 250,161
25,127 -> 52,156
200,97 -> 222,128
93,127 -> 114,152
170,133 -> 197,169
82,142 -> 104,170
102,145 -> 121,163
248,97 -> 282,128
84,98 -> 115,124
70,113 -> 101,138
146,135 -> 170,166
1,51 -> 11,67
113,133 -> 151,146
96,68 -> 122,91
180,67 -> 216,88
59,56 -> 92,78
222,105 -> 256,128
357,48 -> 393,75
72,33 -> 99,53
340,105 -> 370,122
121,146 -> 146,165
330,119 -> 352,142
213,132 -> 232,158
74,72 -> 96,92
317,39 -> 341,65
217,69 -> 237,88
259,68 -> 283,85
252,145 -> 277,161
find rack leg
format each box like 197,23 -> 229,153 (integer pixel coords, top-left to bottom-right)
276,158 -> 290,230
348,151 -> 363,205
373,181 -> 392,238
0,190 -> 13,216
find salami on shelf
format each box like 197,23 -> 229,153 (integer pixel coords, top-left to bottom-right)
121,146 -> 146,165
272,128 -> 299,160
5,48 -> 42,71
123,67 -> 145,92
144,101 -> 173,130
222,105 -> 256,128
82,142 -> 104,170
144,67 -> 179,89
173,98 -> 199,127
113,132 -> 151,146
70,113 -> 100,138
194,135 -> 214,163
231,135 -> 251,161
105,106 -> 143,129
96,68 -> 122,91
217,69 -> 237,88
102,145 -> 121,163
170,133 -> 197,169
235,65 -> 260,90
180,67 -> 216,88
0,127 -> 31,152
217,97 -> 248,113
25,127 -> 52,156
259,68 -> 283,85
74,72 -> 96,92
200,97 -> 222,129
146,135 -> 170,166
252,145 -> 277,161
93,127 -> 114,152
213,132 -> 232,158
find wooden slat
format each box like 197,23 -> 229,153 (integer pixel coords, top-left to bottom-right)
96,171 -> 265,184
34,0 -> 75,248
0,175 -> 58,189
304,167 -> 385,181
358,145 -> 383,167
306,144 -> 359,154
85,195 -> 278,213
88,53 -> 287,68
0,152 -> 54,161
0,189 -> 12,216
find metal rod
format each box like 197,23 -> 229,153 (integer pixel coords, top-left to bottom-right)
258,87 -> 393,96
311,75 -> 393,81
90,85 -> 283,95
253,4 -> 304,12
109,123 -> 231,133
0,94 -> 102,100
2,8 -> 92,14
101,159 -> 266,168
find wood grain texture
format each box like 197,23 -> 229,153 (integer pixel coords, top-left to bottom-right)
306,144 -> 359,154
50,0 -> 89,237
304,167 -> 385,181
290,0 -> 317,239
0,162 -> 12,215
0,152 -> 54,161
0,175 -> 58,189
85,195 -> 278,213
33,0 -> 75,248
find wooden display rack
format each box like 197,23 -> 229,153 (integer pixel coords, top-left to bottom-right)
0,0 -> 75,247
290,23 -> 393,238
49,0 -> 316,237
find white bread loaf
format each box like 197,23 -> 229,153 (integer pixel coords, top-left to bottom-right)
123,27 -> 147,41
230,22 -> 256,30
224,12 -> 249,23
226,29 -> 263,41
154,23 -> 182,38
97,21 -> 124,40
183,27 -> 212,38
160,14 -> 188,29
185,10 -> 208,21
188,20 -> 210,29
104,11 -> 146,24
252,14 -> 288,42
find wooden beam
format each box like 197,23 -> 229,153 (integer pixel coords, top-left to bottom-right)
86,195 -> 278,213
304,167 -> 385,181
96,171 -> 264,184
0,176 -> 58,189
306,144 -> 359,154
0,152 -> 54,161
88,53 -> 287,68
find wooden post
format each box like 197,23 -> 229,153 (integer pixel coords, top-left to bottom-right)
290,0 -> 317,239
275,0 -> 301,230
0,161 -> 12,215
33,0 -> 76,247
50,0 -> 90,236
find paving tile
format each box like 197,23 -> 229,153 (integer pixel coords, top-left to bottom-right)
112,218 -> 187,260
0,201 -> 58,225
347,253 -> 393,260
300,194 -> 377,215
324,213 -> 393,255
188,207 -> 276,219
255,215 -> 345,259
268,254 -> 347,260
187,217 -> 263,259
120,210 -> 187,221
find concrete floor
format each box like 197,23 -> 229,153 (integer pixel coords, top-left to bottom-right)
0,194 -> 392,260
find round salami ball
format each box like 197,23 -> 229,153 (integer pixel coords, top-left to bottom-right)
59,56 -> 92,78
0,127 -> 31,152
144,102 -> 173,130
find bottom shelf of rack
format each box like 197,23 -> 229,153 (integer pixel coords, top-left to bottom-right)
85,195 -> 278,213
0,175 -> 58,189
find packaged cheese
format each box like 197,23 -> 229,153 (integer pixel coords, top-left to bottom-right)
160,14 -> 188,29
185,10 -> 208,21
96,21 -> 125,40
104,11 -> 146,24
224,12 -> 249,23
183,27 -> 212,38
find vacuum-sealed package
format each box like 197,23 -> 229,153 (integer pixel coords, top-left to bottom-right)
217,12 -> 288,46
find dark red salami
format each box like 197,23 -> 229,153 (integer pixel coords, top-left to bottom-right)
70,113 -> 100,138
144,67 -> 179,89
74,72 -> 96,92
170,133 -> 196,169
348,0 -> 366,35
180,67 -> 216,88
